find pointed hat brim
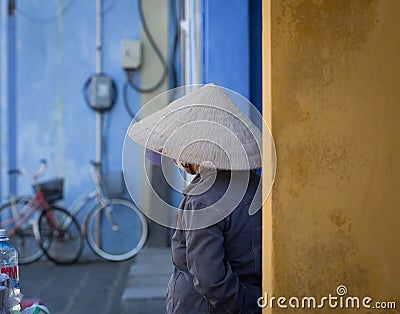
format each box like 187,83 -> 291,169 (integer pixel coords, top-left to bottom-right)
127,84 -> 262,170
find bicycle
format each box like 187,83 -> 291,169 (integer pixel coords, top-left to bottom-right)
2,159 -> 148,263
0,160 -> 83,265
69,161 -> 148,261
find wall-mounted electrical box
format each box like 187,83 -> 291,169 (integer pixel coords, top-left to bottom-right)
90,75 -> 114,110
122,40 -> 142,70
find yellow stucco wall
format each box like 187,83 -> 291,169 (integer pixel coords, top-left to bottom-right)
262,0 -> 400,313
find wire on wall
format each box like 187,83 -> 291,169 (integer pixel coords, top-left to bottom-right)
123,0 -> 175,119
122,83 -> 138,120
82,73 -> 118,113
124,0 -> 168,92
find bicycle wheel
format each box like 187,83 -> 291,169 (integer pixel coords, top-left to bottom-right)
85,198 -> 148,261
38,206 -> 83,265
0,197 -> 44,265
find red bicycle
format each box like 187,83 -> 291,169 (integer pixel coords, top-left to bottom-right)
0,160 -> 83,264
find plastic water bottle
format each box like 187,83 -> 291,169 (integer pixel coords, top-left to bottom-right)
0,230 -> 21,313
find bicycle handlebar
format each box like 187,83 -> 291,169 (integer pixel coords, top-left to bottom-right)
8,159 -> 48,182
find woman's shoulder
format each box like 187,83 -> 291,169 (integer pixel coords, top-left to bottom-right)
184,170 -> 260,209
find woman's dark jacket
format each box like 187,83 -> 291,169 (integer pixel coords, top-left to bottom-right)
166,169 -> 262,313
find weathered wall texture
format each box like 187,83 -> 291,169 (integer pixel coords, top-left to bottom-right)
263,0 -> 400,313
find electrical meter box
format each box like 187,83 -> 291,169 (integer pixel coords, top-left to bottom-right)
122,40 -> 142,70
90,75 -> 113,110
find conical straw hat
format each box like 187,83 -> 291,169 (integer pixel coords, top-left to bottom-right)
127,84 -> 262,170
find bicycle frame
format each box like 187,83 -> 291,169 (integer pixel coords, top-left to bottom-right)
68,164 -> 109,220
2,160 -> 87,265
69,189 -> 98,218
1,195 -> 39,236
67,164 -> 121,251
1,190 -> 64,237
3,159 -> 143,263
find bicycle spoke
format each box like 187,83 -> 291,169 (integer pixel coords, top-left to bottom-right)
86,199 -> 148,261
0,198 -> 44,265
38,207 -> 83,265
104,206 -> 120,232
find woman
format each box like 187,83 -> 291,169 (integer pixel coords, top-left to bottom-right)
167,161 -> 261,313
128,84 -> 263,313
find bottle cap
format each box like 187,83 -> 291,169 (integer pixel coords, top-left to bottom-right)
0,230 -> 6,239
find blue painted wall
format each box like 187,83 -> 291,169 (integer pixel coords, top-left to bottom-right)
202,0 -> 262,113
1,0 -> 260,200
0,0 -> 261,252
8,0 -> 141,201
203,0 -> 250,100
249,0 -> 262,112
0,0 -> 144,258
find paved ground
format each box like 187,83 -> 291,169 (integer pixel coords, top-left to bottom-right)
122,248 -> 172,314
20,259 -> 132,314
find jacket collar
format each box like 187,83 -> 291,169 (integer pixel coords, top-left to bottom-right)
182,167 -> 218,196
